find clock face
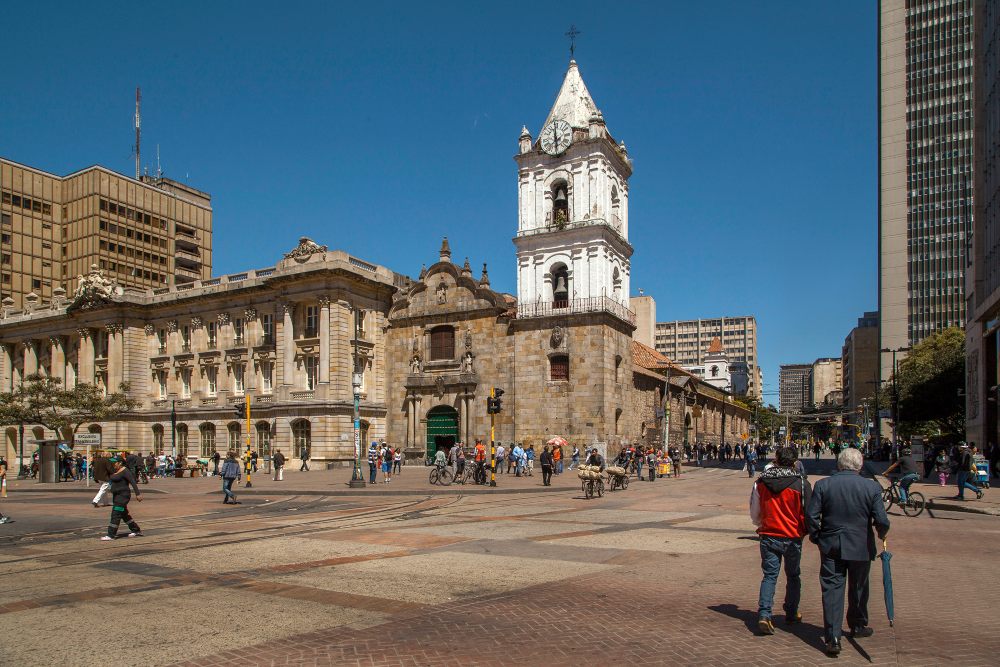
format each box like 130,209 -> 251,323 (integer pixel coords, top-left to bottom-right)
540,119 -> 573,155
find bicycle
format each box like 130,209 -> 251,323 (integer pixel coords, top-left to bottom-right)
428,463 -> 454,486
472,461 -> 488,485
880,476 -> 925,517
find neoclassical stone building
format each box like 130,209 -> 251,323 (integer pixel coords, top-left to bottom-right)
0,239 -> 401,462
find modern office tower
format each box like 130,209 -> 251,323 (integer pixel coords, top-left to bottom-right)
879,0 -> 975,382
779,364 -> 813,414
652,316 -> 760,397
0,158 -> 212,308
965,0 -> 999,448
842,311 -> 879,419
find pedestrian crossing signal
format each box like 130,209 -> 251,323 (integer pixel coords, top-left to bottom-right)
487,387 -> 505,414
234,403 -> 246,419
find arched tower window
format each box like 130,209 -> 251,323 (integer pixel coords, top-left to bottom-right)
551,263 -> 569,307
551,180 -> 569,225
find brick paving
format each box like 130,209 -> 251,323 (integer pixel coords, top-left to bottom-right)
1,462 -> 998,666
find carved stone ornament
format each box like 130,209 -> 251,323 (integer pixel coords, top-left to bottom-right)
551,325 -> 565,348
76,327 -> 91,339
66,264 -> 124,313
244,307 -> 258,320
284,236 -> 328,262
217,313 -> 230,326
461,350 -> 474,373
410,355 -> 423,374
143,324 -> 155,336
105,322 -> 124,334
464,327 -> 473,350
191,316 -> 203,328
434,375 -> 446,397
166,320 -> 179,333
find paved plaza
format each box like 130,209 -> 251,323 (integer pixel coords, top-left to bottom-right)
1,460 -> 998,666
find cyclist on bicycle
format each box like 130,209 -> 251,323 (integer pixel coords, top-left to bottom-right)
434,447 -> 447,469
883,446 -> 919,503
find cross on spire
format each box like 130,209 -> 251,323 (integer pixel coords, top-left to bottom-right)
565,24 -> 581,59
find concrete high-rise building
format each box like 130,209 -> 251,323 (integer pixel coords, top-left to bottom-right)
652,315 -> 760,397
842,311 -> 879,420
811,358 -> 844,407
630,294 -> 656,349
879,0 -> 975,381
0,158 -> 212,309
965,0 -> 999,448
779,364 -> 812,414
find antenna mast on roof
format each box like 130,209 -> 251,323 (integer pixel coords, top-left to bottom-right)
134,87 -> 141,180
156,144 -> 162,180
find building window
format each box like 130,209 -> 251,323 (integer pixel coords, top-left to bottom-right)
157,329 -> 166,353
292,420 -> 311,459
0,214 -> 9,226
551,263 -> 569,306
261,360 -> 273,394
181,368 -> 192,398
233,363 -> 244,395
181,326 -> 191,352
550,355 -> 570,381
305,305 -> 319,337
256,421 -> 271,457
305,356 -> 318,390
261,314 -> 274,345
32,279 -> 41,290
155,370 -> 167,398
152,425 -> 164,454
233,317 -> 245,345
200,423 -> 216,457
176,425 -> 189,457
429,326 -> 455,361
228,422 -> 241,450
205,366 -> 217,396
207,322 -> 217,348
551,180 -> 569,223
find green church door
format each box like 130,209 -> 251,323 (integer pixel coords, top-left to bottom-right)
426,405 -> 459,460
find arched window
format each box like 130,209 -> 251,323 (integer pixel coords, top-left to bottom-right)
551,263 -> 569,307
551,180 -> 569,224
228,422 -> 241,451
550,354 -> 570,382
710,365 -> 719,378
200,423 -> 216,457
429,326 -> 455,361
152,425 -> 164,454
176,424 -> 189,457
292,420 -> 311,459
255,421 -> 271,457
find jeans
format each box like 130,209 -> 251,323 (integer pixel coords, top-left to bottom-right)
369,463 -> 377,484
222,477 -> 236,501
635,460 -> 643,479
898,472 -> 918,502
556,461 -> 563,474
957,471 -> 979,498
541,465 -> 552,486
757,535 -> 802,620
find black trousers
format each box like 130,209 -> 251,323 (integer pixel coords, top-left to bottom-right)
541,465 -> 552,486
819,553 -> 871,641
108,493 -> 140,537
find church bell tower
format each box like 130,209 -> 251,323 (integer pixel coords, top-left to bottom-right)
514,60 -> 634,314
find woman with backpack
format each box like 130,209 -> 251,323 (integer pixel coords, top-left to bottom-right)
220,451 -> 242,504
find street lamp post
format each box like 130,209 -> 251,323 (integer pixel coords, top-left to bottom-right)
349,370 -> 365,488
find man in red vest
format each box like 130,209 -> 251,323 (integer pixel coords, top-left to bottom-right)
749,446 -> 812,636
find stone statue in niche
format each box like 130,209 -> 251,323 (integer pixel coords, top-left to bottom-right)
436,280 -> 447,304
434,375 -> 446,397
551,325 -> 565,348
461,350 -> 474,373
410,355 -> 422,374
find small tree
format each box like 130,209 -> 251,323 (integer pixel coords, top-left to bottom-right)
3,374 -> 138,441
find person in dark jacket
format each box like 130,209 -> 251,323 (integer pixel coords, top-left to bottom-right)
953,443 -> 983,500
220,450 -> 242,504
91,454 -> 114,507
539,446 -> 554,486
806,448 -> 890,655
101,456 -> 142,540
272,449 -> 286,481
750,447 -> 812,635
212,451 -> 221,476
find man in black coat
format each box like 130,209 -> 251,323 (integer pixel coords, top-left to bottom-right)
806,448 -> 890,656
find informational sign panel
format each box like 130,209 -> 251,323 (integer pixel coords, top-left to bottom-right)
75,433 -> 102,446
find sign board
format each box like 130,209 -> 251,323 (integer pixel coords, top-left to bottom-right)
75,433 -> 102,446
910,435 -> 925,462
878,409 -> 892,419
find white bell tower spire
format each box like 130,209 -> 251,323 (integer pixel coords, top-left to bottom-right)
514,60 -> 633,315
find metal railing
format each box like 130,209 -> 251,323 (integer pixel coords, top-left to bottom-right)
517,296 -> 636,325
517,217 -> 626,243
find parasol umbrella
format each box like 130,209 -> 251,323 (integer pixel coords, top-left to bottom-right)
879,540 -> 894,627
546,436 -> 568,448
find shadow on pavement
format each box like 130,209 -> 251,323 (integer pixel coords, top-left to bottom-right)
708,603 -> 828,656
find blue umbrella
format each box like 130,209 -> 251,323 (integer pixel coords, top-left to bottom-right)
879,540 -> 894,627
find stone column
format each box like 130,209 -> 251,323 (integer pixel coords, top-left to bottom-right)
318,297 -> 330,384
23,340 -> 38,378
281,303 -> 294,386
107,323 -> 124,389
405,394 -> 413,449
0,344 -> 11,391
77,329 -> 94,385
244,308 -> 257,392
50,337 -> 65,386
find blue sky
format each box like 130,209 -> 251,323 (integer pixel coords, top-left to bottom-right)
0,1 -> 875,402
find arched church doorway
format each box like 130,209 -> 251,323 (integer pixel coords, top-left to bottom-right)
425,405 -> 458,459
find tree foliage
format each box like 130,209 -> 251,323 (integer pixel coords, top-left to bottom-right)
880,327 -> 965,439
734,396 -> 783,441
0,374 -> 138,439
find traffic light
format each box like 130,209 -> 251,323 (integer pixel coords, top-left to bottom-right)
487,387 -> 505,414
234,403 -> 246,420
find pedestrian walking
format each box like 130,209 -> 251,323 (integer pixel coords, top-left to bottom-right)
212,451 -> 221,476
368,443 -> 378,484
555,445 -> 564,474
746,447 -> 758,478
0,457 -> 11,524
299,446 -> 310,472
251,450 -> 258,473
91,453 -> 114,507
272,449 -> 286,481
806,448 -> 890,656
382,444 -> 393,483
540,446 -> 554,486
570,445 -> 580,471
646,448 -> 656,481
220,451 -> 242,504
495,443 -> 506,475
526,445 -> 535,476
671,447 -> 682,477
101,456 -> 143,541
953,443 -> 983,500
750,447 -> 811,635
934,449 -> 951,486
393,447 -> 402,474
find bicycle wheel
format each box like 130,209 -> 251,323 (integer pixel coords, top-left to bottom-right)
902,491 -> 925,517
596,479 -> 604,498
882,488 -> 893,512
439,467 -> 454,486
429,468 -> 440,486
622,477 -> 629,490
